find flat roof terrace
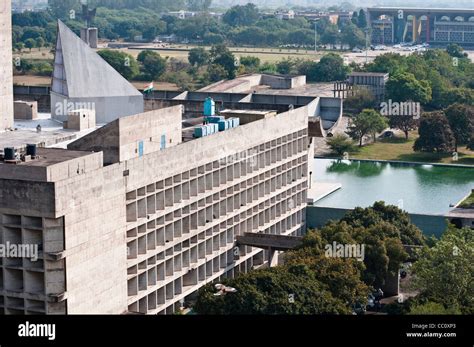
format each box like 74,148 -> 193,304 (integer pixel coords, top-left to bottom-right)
0,148 -> 102,182
0,114 -> 101,154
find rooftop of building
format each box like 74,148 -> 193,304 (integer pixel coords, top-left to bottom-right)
349,72 -> 390,77
0,147 -> 93,168
0,113 -> 102,155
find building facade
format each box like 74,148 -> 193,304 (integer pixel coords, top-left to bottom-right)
0,0 -> 13,131
0,103 -> 311,314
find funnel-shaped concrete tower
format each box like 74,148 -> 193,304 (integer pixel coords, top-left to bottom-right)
0,0 -> 13,131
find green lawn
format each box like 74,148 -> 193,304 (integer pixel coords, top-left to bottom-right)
348,132 -> 474,165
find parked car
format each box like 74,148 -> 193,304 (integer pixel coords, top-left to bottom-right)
379,130 -> 394,139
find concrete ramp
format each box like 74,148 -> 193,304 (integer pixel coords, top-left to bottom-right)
236,233 -> 303,251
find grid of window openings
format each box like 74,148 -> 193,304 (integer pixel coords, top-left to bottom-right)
125,129 -> 309,314
0,215 -> 66,314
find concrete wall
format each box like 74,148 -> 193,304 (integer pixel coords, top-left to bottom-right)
65,109 -> 96,131
68,106 -> 183,165
145,98 -> 295,119
261,74 -> 306,89
118,106 -> 182,162
14,86 -> 51,112
51,93 -> 144,124
14,101 -> 38,120
54,163 -> 129,314
220,110 -> 277,125
0,0 -> 13,130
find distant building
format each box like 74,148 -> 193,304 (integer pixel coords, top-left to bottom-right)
293,11 -> 352,25
334,72 -> 389,103
367,7 -> 474,46
276,10 -> 295,20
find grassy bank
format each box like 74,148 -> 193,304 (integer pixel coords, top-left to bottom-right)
347,132 -> 474,165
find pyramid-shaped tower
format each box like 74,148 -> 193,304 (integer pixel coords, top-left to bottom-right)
51,20 -> 144,124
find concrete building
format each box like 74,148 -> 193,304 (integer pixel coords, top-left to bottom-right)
0,0 -> 14,131
51,20 -> 144,124
0,99 -> 312,314
80,27 -> 99,49
14,101 -> 38,120
367,7 -> 474,46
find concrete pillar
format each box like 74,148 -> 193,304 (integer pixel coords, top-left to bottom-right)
0,0 -> 13,130
267,247 -> 279,267
382,271 -> 400,297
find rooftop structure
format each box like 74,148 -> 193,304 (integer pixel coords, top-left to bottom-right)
51,21 -> 144,124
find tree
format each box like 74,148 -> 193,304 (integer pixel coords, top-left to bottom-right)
223,3 -> 259,27
341,24 -> 365,49
188,47 -> 210,67
347,109 -> 387,146
344,87 -> 376,114
413,112 -> 455,153
312,53 -> 350,82
307,202 -> 423,288
210,44 -> 237,79
97,50 -> 139,80
446,43 -> 467,59
389,116 -> 419,140
320,25 -> 340,49
276,58 -> 295,75
408,302 -> 461,315
207,64 -> 227,82
412,226 -> 474,314
386,72 -> 432,105
240,56 -> 260,72
351,11 -> 358,26
370,111 -> 389,142
326,134 -> 354,156
24,38 -> 36,51
469,136 -> 474,151
15,42 -> 25,52
357,9 -> 367,29
194,251 -> 371,315
35,37 -> 45,49
367,53 -> 407,75
445,104 -> 474,151
440,88 -> 474,108
137,50 -> 167,80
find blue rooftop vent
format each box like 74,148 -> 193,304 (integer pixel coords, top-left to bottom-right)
204,97 -> 215,117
